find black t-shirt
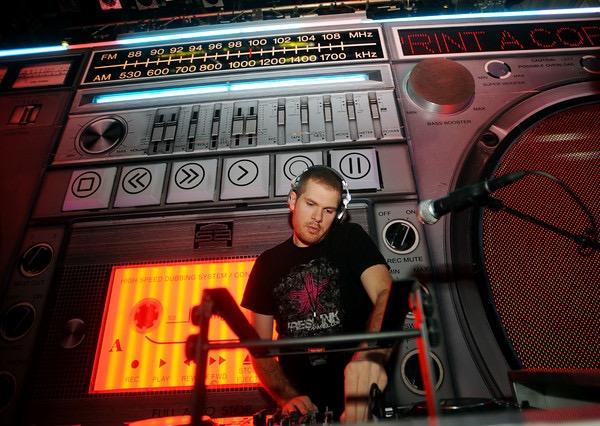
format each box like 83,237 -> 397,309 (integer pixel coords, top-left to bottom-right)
241,222 -> 387,417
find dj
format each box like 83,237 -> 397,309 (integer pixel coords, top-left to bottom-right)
241,165 -> 392,423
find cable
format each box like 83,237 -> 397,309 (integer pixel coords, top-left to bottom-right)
523,169 -> 598,242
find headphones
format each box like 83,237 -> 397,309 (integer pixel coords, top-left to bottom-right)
290,165 -> 351,221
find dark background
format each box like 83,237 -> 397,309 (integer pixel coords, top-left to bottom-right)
2,0 -> 598,49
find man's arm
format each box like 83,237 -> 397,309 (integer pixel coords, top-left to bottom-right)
249,312 -> 318,415
342,263 -> 392,423
361,264 -> 392,333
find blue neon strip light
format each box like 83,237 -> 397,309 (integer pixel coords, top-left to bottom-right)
93,84 -> 228,103
372,7 -> 600,23
0,45 -> 68,58
229,74 -> 368,91
93,73 -> 368,104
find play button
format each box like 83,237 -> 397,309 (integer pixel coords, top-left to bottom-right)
227,159 -> 259,186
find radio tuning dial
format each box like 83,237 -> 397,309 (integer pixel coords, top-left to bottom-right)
79,116 -> 126,154
406,58 -> 475,114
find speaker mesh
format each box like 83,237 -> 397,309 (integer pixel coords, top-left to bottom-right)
31,264 -> 112,399
481,102 -> 600,368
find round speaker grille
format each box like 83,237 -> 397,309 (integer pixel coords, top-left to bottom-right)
481,102 -> 600,368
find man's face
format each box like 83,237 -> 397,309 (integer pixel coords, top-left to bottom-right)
288,178 -> 341,247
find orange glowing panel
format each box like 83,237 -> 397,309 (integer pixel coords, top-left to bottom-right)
90,259 -> 257,394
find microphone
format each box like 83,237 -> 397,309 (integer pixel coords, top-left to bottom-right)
417,171 -> 526,225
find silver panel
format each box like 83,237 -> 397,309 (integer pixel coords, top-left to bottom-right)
386,16 -> 600,402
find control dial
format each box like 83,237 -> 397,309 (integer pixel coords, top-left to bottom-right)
485,60 -> 511,79
406,58 -> 475,114
383,220 -> 419,254
0,303 -> 35,341
581,55 -> 600,74
20,243 -> 53,277
78,116 -> 126,154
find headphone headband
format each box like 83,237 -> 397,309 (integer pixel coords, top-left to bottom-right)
290,165 -> 351,221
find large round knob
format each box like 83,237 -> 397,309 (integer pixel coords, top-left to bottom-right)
406,58 -> 475,114
78,116 -> 126,154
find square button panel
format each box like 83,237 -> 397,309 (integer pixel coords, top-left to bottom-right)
166,159 -> 218,204
63,167 -> 117,211
274,151 -> 323,196
114,163 -> 167,208
220,155 -> 269,200
329,148 -> 381,190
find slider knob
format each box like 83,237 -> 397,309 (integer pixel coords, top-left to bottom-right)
78,116 -> 127,154
406,58 -> 475,114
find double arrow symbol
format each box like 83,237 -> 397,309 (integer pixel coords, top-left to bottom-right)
127,170 -> 148,189
209,356 -> 226,366
178,167 -> 200,185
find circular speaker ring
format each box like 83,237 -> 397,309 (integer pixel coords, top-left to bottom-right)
400,349 -> 444,395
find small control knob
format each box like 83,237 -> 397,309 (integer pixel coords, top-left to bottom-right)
79,116 -> 126,154
61,318 -> 86,349
485,60 -> 512,79
581,55 -> 600,74
383,220 -> 419,254
0,303 -> 35,341
20,243 -> 53,277
406,58 -> 475,114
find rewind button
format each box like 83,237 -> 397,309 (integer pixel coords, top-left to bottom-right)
114,163 -> 166,208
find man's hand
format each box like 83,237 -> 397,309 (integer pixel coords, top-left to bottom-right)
281,395 -> 318,416
340,358 -> 388,423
